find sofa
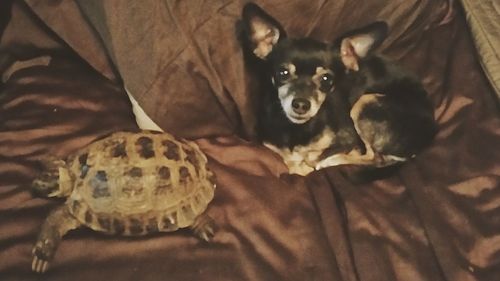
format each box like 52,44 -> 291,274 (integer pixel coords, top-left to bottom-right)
1,0 -> 499,280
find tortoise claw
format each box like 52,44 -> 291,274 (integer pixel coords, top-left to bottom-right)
204,224 -> 216,239
198,226 -> 215,242
191,214 -> 217,242
32,254 -> 50,273
200,232 -> 210,242
31,237 -> 57,273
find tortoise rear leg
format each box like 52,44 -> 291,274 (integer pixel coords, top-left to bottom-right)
32,205 -> 81,273
190,213 -> 217,242
32,158 -> 73,198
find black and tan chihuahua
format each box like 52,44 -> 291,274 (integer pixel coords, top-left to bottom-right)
240,3 -> 436,176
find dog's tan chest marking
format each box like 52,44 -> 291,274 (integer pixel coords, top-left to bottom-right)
265,127 -> 336,175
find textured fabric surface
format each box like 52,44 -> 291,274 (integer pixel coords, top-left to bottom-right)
24,0 -> 452,139
460,0 -> 500,99
1,1 -> 499,281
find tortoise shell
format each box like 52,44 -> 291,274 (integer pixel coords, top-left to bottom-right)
64,130 -> 216,235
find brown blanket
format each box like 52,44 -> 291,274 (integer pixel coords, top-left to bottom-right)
1,1 -> 499,281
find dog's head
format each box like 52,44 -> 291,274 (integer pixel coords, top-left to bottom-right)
242,3 -> 388,124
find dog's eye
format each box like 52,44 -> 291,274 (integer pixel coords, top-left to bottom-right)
320,73 -> 334,90
277,68 -> 291,81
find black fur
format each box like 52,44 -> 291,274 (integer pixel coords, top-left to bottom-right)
253,38 -> 361,151
240,3 -> 436,173
336,55 -> 436,157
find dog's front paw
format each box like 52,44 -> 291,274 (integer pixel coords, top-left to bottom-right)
315,162 -> 328,171
315,156 -> 341,171
287,162 -> 315,176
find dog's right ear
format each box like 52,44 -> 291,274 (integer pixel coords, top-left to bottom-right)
242,3 -> 286,60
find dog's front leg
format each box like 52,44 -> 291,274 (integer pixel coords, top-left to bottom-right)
315,149 -> 375,170
264,143 -> 315,176
315,149 -> 407,171
286,159 -> 315,176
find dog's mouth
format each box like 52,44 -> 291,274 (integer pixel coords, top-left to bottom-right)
285,113 -> 311,124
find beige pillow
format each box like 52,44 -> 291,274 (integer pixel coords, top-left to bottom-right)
460,0 -> 500,99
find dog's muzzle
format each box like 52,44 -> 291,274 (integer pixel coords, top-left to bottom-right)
278,82 -> 326,124
291,98 -> 311,115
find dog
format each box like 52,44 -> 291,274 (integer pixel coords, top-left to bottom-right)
240,3 -> 436,176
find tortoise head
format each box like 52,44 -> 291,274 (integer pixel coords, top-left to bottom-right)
32,158 -> 74,197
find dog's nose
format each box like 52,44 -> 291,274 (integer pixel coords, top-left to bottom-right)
291,98 -> 311,114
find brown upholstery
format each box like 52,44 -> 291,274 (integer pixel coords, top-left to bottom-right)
1,1 -> 499,280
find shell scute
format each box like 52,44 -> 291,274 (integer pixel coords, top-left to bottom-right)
63,130 -> 215,235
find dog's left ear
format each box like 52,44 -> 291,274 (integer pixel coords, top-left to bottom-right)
242,3 -> 286,60
336,22 -> 388,71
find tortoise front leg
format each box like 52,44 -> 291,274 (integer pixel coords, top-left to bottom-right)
32,205 -> 81,273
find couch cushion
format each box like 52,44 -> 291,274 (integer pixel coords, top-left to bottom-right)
22,0 -> 452,138
460,0 -> 500,100
0,53 -> 344,281
0,53 -> 138,187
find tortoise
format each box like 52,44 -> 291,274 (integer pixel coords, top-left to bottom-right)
31,130 -> 217,273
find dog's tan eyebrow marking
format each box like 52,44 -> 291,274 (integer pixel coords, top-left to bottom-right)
281,63 -> 296,75
312,67 -> 333,87
314,67 -> 331,75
